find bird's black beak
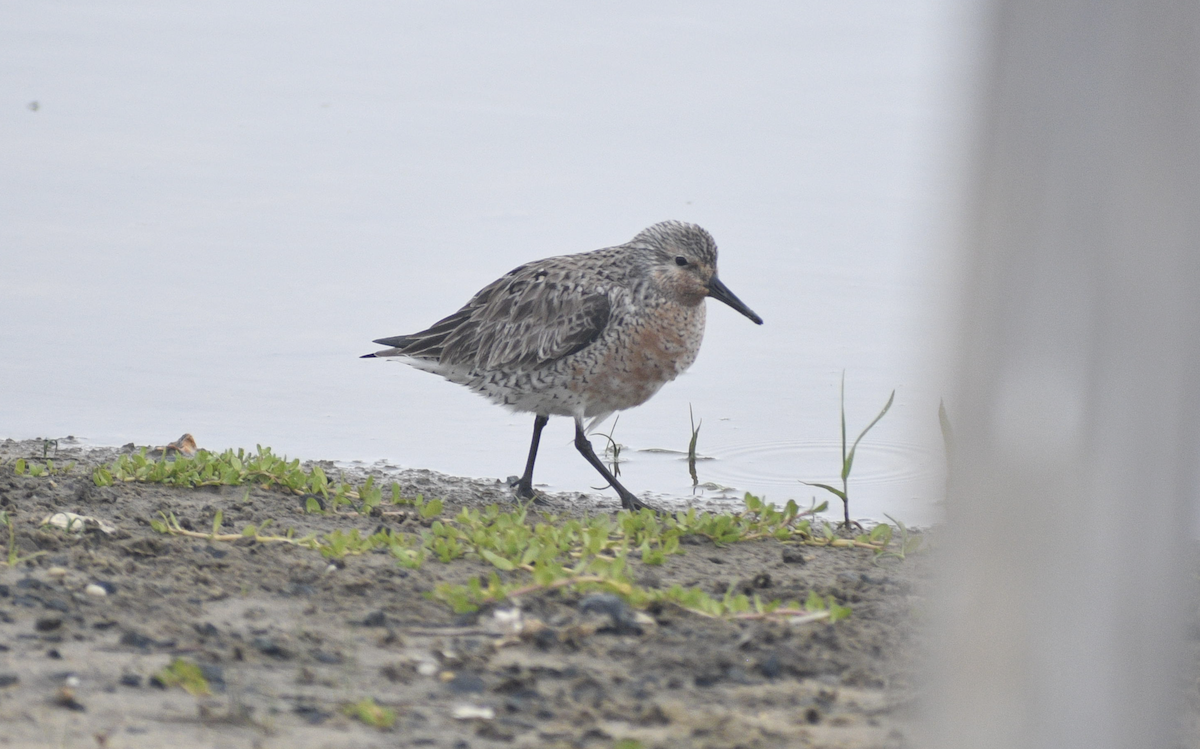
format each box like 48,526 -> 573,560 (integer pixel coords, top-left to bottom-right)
707,276 -> 763,325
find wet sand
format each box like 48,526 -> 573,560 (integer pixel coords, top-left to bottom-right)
0,436 -> 933,748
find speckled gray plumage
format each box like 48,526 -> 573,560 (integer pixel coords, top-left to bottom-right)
365,220 -> 762,509
372,221 -> 735,421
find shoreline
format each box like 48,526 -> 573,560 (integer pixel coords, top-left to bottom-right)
0,435 -> 793,518
0,434 -> 928,748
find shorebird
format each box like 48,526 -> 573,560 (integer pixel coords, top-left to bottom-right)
362,221 -> 763,511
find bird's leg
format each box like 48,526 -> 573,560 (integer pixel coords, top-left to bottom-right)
514,414 -> 549,501
573,419 -> 655,512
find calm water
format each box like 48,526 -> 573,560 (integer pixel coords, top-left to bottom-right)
0,2 -> 975,525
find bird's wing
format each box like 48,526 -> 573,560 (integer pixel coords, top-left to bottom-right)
434,262 -> 612,371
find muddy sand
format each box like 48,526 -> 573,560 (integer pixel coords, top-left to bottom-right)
0,436 -> 934,748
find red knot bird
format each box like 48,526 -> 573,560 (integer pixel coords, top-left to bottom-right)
362,220 -> 763,511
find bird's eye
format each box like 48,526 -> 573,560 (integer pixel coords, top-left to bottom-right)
674,256 -> 688,267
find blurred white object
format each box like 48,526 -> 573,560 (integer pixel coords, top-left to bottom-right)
930,1 -> 1200,748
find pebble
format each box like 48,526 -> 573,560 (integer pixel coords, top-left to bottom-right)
84,584 -> 107,598
451,705 -> 495,720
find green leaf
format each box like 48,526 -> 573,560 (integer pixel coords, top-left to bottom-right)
343,697 -> 396,729
154,658 -> 211,696
419,498 -> 443,520
805,590 -> 825,612
828,602 -> 852,622
869,523 -> 892,544
802,482 -> 846,502
479,548 -> 516,571
845,388 -> 896,476
211,510 -> 223,536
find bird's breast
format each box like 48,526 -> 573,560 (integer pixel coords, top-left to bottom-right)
571,302 -> 706,415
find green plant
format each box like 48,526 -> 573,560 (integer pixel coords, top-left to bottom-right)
93,446 -> 425,516
874,513 -> 923,561
120,444 -> 912,621
13,458 -> 75,478
153,658 -> 211,696
596,415 -> 623,477
0,512 -> 47,567
344,697 -> 395,729
687,404 -> 701,488
803,372 -> 895,528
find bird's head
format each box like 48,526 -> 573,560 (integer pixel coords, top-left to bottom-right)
634,221 -> 763,325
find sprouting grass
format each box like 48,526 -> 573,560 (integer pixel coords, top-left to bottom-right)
92,446 -> 407,515
10,457 -> 76,478
687,404 -> 701,488
597,415 -> 623,477
344,697 -> 396,729
76,444 -> 916,622
0,511 -> 47,567
152,658 -> 211,696
803,372 -> 895,529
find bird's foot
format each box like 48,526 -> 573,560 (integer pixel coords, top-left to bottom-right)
508,475 -> 551,506
617,489 -> 659,514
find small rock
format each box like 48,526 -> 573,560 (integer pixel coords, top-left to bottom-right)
35,616 -> 63,632
41,512 -> 117,535
0,674 -> 19,688
252,637 -> 293,660
781,547 -> 807,565
119,674 -> 142,688
47,567 -> 68,578
759,653 -> 783,679
161,433 -> 197,457
193,622 -> 219,638
119,631 -> 156,649
54,686 -> 86,711
578,593 -> 642,635
448,672 -> 486,694
84,584 -> 107,598
360,610 -> 389,627
294,703 -> 330,725
451,705 -> 495,720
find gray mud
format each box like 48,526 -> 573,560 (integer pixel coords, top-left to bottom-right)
0,437 -> 931,748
